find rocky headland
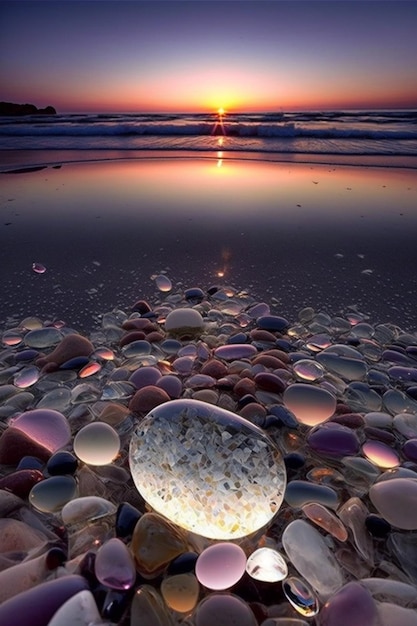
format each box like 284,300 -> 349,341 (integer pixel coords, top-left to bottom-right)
0,101 -> 56,115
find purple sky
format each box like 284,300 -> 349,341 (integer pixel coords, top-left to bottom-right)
1,0 -> 417,112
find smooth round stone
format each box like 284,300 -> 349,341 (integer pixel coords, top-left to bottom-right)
246,547 -> 288,582
29,475 -> 78,512
0,575 -> 89,626
95,538 -> 136,590
282,576 -> 319,617
129,366 -> 161,389
293,359 -> 325,382
362,440 -> 400,468
11,408 -> 71,453
285,480 -> 338,510
79,361 -> 101,378
214,344 -> 258,361
156,375 -> 183,399
282,520 -> 343,597
62,496 -> 117,526
160,573 -> 199,612
13,366 -> 40,388
0,468 -> 44,499
393,413 -> 417,438
402,439 -> 417,463
364,412 -> 393,428
165,308 -> 204,337
319,582 -> 378,626
196,543 -> 246,590
302,503 -> 348,542
316,352 -> 367,381
46,450 -> 78,476
283,384 -> 336,426
185,287 -> 205,303
378,603 -> 417,626
46,590 -> 101,626
131,512 -> 188,579
256,315 -> 289,331
122,340 -> 152,358
128,385 -> 171,415
194,594 -> 257,626
116,502 -> 142,538
154,274 -> 172,292
73,422 -> 120,465
25,327 -> 62,349
369,478 -> 417,529
254,372 -> 286,394
308,423 -> 360,458
129,399 -> 287,540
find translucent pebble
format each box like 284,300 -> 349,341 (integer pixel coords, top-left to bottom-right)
160,573 -> 199,612
2,329 -> 24,346
94,538 -> 136,590
32,262 -> 46,274
338,497 -> 374,565
129,399 -> 286,540
36,387 -> 72,412
377,603 -> 417,626
79,362 -> 101,378
319,581 -> 378,626
154,274 -> 172,292
282,576 -> 319,617
369,478 -> 417,529
316,352 -> 367,381
285,480 -> 338,510
362,440 -> 400,468
46,590 -> 101,626
403,438 -> 417,462
93,346 -> 115,360
214,344 -> 258,360
29,475 -> 78,512
195,543 -> 246,590
130,585 -> 173,626
293,359 -> 324,382
282,520 -> 343,597
393,413 -> 417,438
308,423 -> 360,458
13,366 -> 40,388
302,503 -> 348,542
24,327 -> 62,348
245,547 -> 288,582
194,594 -> 257,626
73,422 -> 120,465
61,496 -> 117,526
383,389 -> 417,416
283,383 -> 336,426
165,308 -> 204,338
11,408 -> 71,453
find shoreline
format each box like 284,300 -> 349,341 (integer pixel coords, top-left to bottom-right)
1,149 -> 417,173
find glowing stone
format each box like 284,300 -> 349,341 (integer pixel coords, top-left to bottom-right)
164,308 -> 204,338
11,409 -> 71,453
196,543 -> 246,590
73,422 -> 120,465
283,383 -> 336,426
154,274 -> 172,292
245,547 -> 288,582
293,359 -> 325,382
160,573 -> 199,612
129,399 -> 286,540
362,440 -> 400,468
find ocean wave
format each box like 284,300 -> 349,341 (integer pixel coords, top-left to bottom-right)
1,120 -> 417,141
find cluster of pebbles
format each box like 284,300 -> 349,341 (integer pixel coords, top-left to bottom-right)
1,280 -> 417,626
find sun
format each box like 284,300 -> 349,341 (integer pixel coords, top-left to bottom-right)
217,107 -> 225,116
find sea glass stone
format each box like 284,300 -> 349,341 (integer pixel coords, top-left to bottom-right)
282,576 -> 319,617
283,383 -> 336,426
369,478 -> 417,530
194,594 -> 258,626
245,547 -> 288,582
73,421 -> 120,465
29,475 -> 78,512
94,537 -> 136,590
195,543 -> 246,590
129,399 -> 287,540
160,573 -> 199,612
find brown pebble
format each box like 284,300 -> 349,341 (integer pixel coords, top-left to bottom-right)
252,354 -> 289,370
233,377 -> 257,398
239,402 -> 267,422
249,329 -> 278,343
0,469 -> 44,499
145,331 -> 165,343
99,402 -> 130,426
36,334 -> 94,368
200,359 -> 228,379
129,385 -> 170,415
331,413 -> 364,428
120,331 -> 146,346
130,300 -> 152,315
254,372 -> 286,394
0,427 -> 51,465
259,348 -> 290,364
122,318 -> 155,331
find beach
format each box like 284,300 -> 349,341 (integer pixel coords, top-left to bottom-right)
1,143 -> 417,625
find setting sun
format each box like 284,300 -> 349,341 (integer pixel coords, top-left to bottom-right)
217,107 -> 225,116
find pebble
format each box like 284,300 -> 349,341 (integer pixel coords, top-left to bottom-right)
73,421 -> 120,465
369,478 -> 417,529
196,543 -> 246,590
129,398 -> 287,539
283,383 -> 336,426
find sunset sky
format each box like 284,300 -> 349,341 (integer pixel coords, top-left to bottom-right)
1,0 -> 417,113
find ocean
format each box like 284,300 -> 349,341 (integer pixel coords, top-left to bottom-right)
1,110 -> 417,162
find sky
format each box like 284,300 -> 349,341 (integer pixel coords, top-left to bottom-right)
1,0 -> 417,113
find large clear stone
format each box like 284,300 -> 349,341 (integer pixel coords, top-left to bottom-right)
129,399 -> 286,540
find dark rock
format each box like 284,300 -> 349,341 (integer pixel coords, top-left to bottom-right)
0,101 -> 56,116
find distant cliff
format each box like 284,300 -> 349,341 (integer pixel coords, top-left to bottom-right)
0,102 -> 57,116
